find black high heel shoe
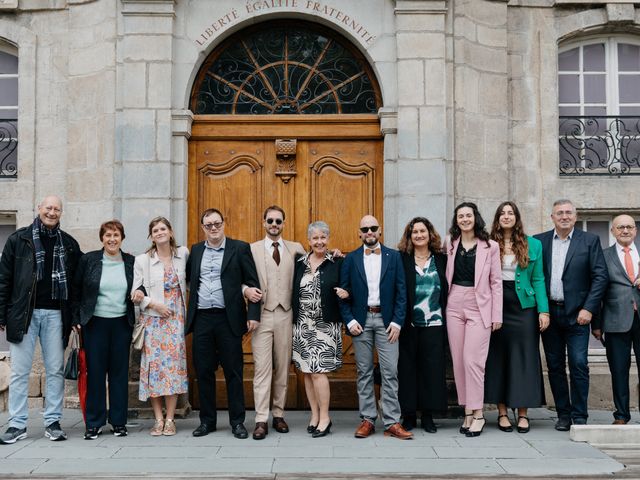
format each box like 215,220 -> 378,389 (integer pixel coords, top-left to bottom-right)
517,416 -> 530,434
465,417 -> 486,437
312,421 -> 332,438
497,414 -> 513,432
459,413 -> 473,434
307,424 -> 318,434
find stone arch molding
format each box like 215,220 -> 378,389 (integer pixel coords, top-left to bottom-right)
0,19 -> 37,219
177,10 -> 394,112
556,7 -> 640,45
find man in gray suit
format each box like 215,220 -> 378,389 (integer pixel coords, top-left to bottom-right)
592,214 -> 640,425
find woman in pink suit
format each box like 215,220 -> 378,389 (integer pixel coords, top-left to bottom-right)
445,202 -> 502,437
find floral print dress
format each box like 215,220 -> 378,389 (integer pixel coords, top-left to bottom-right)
138,265 -> 188,401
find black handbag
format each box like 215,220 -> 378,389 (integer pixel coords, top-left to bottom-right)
64,330 -> 80,380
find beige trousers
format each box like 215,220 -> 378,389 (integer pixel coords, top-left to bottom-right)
252,306 -> 293,422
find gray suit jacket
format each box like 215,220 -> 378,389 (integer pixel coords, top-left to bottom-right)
600,245 -> 640,333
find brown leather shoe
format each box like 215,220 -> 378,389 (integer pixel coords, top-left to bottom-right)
272,417 -> 289,433
612,419 -> 628,425
253,422 -> 268,440
384,422 -> 414,440
354,420 -> 375,438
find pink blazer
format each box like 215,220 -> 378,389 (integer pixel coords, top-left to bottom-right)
445,237 -> 503,328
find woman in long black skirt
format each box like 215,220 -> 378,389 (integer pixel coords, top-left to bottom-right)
485,202 -> 550,433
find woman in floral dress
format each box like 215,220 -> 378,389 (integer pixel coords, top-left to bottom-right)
132,217 -> 189,436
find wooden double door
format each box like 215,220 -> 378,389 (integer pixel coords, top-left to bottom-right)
187,115 -> 383,410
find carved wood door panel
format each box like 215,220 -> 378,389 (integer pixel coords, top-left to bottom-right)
188,122 -> 382,410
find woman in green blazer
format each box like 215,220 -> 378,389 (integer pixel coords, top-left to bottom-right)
485,202 -> 550,433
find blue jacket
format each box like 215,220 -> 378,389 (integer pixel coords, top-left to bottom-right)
339,244 -> 407,331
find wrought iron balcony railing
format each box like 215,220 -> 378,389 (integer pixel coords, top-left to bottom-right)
0,119 -> 17,178
559,116 -> 640,176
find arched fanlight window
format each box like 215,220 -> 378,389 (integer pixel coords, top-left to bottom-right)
191,21 -> 381,115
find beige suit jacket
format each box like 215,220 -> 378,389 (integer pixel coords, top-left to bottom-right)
250,238 -> 305,312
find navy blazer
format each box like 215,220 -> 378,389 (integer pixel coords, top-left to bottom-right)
185,237 -> 261,336
534,228 -> 608,322
339,244 -> 407,331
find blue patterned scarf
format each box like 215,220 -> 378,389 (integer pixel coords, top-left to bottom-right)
32,217 -> 68,300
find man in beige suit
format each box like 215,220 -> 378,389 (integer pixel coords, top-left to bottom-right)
244,206 -> 305,440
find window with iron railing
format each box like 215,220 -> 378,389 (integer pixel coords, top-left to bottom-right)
0,46 -> 17,179
558,37 -> 640,175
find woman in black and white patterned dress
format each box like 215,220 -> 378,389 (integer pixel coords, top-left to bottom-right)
292,221 -> 349,438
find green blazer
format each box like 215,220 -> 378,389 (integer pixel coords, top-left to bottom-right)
514,236 -> 549,313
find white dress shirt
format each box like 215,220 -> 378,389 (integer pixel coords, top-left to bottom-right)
264,236 -> 283,256
363,244 -> 382,306
550,229 -> 573,302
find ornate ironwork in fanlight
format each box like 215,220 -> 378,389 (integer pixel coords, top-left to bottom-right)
0,119 -> 17,178
559,116 -> 640,175
191,22 -> 381,115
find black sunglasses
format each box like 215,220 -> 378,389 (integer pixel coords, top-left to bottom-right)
360,226 -> 379,233
266,218 -> 283,225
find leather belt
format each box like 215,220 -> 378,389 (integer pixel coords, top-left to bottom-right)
549,300 -> 565,307
367,306 -> 382,313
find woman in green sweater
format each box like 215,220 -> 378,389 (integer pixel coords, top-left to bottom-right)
72,220 -> 136,440
484,202 -> 550,433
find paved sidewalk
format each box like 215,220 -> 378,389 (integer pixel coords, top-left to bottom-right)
0,407 -> 631,477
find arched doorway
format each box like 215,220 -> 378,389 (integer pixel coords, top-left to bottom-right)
187,20 -> 383,410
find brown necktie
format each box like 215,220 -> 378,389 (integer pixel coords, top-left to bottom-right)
365,247 -> 381,256
272,242 -> 280,266
623,247 -> 637,311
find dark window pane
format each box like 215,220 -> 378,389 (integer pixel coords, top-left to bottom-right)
619,74 -> 640,103
0,77 -> 18,107
618,43 -> 640,72
583,43 -> 606,72
583,106 -> 607,117
620,106 -> 640,115
583,74 -> 606,103
559,106 -> 580,116
559,74 -> 580,103
586,221 -> 610,247
0,108 -> 17,120
0,51 -> 17,75
559,48 -> 579,71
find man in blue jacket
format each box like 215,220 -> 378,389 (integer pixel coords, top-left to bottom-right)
340,215 -> 412,439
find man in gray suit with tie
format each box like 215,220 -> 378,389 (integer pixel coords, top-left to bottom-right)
592,214 -> 640,425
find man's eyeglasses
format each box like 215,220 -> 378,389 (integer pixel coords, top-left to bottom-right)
360,226 -> 380,233
615,225 -> 637,231
266,218 -> 283,225
202,221 -> 224,231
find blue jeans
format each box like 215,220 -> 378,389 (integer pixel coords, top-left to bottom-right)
542,304 -> 590,422
8,309 -> 65,429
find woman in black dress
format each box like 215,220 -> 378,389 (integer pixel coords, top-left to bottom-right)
485,201 -> 550,433
397,217 -> 449,433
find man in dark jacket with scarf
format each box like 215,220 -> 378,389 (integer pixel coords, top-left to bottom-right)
0,195 -> 82,444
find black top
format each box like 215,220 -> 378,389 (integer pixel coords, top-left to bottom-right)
452,242 -> 476,287
292,253 -> 344,324
35,234 -> 59,310
400,251 -> 448,328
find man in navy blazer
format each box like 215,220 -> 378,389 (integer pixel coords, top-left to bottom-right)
534,199 -> 608,430
340,215 -> 412,439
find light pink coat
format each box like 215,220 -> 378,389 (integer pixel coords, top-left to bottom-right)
445,237 -> 503,328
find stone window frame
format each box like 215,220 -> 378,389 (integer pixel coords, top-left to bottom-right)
0,20 -> 36,186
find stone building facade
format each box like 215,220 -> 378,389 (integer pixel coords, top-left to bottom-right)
1,0 -> 639,411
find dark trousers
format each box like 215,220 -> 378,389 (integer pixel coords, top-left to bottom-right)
542,304 -> 590,421
398,325 -> 447,416
606,311 -> 640,422
83,315 -> 132,429
193,308 -> 245,427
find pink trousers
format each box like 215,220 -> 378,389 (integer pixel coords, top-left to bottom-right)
446,285 -> 492,410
